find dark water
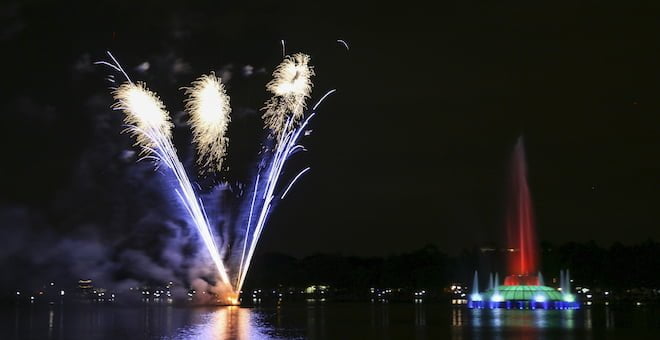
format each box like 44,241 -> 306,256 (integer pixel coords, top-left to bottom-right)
1,302 -> 658,339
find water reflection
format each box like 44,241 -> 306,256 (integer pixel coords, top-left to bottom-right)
305,303 -> 326,339
47,309 -> 53,339
166,306 -> 273,339
605,307 -> 615,329
414,303 -> 426,326
452,307 -> 464,327
490,308 -> 502,328
465,307 -> 589,330
563,309 -> 575,329
3,303 -> 657,339
584,308 -> 592,329
470,308 -> 481,328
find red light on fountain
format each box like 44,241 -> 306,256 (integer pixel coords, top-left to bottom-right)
504,275 -> 539,286
469,137 -> 579,309
504,137 -> 539,286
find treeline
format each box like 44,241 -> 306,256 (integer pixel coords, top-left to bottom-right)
244,244 -> 451,293
540,240 -> 660,290
243,240 -> 660,292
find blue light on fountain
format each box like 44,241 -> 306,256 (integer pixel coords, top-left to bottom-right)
470,271 -> 482,302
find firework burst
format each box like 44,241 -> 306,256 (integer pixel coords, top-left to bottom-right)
112,82 -> 173,155
99,48 -> 334,304
262,53 -> 314,142
184,73 -> 231,173
110,77 -> 232,291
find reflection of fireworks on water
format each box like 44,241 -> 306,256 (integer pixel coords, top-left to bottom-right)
98,50 -> 334,303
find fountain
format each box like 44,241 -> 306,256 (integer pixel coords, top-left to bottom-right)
468,137 -> 579,309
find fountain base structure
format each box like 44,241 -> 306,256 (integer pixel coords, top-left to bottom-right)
468,271 -> 578,310
469,285 -> 578,310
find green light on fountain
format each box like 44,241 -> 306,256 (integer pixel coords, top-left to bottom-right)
481,285 -> 564,302
491,293 -> 504,302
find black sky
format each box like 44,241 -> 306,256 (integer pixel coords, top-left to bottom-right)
1,0 -> 659,258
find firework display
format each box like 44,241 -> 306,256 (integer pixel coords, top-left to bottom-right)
184,73 -> 232,174
100,51 -> 332,303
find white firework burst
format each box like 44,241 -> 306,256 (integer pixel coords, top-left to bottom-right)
262,53 -> 314,142
112,82 -> 173,155
184,73 -> 232,173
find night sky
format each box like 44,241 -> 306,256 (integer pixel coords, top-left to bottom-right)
1,0 -> 659,265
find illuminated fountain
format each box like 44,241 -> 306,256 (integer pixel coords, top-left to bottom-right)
470,271 -> 482,302
469,137 -> 578,309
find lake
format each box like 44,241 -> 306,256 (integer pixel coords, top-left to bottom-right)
1,302 -> 658,339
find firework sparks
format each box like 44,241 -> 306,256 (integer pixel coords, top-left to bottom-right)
100,49 -> 333,303
337,39 -> 350,50
110,77 -> 232,290
281,167 -> 311,199
235,112 -> 316,292
184,73 -> 232,173
262,53 -> 314,142
112,82 -> 173,155
235,87 -> 336,293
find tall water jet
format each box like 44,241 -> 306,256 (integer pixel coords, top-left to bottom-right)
468,137 -> 579,309
470,271 -> 482,301
493,273 -> 501,301
560,269 -> 575,303
504,137 -> 540,286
